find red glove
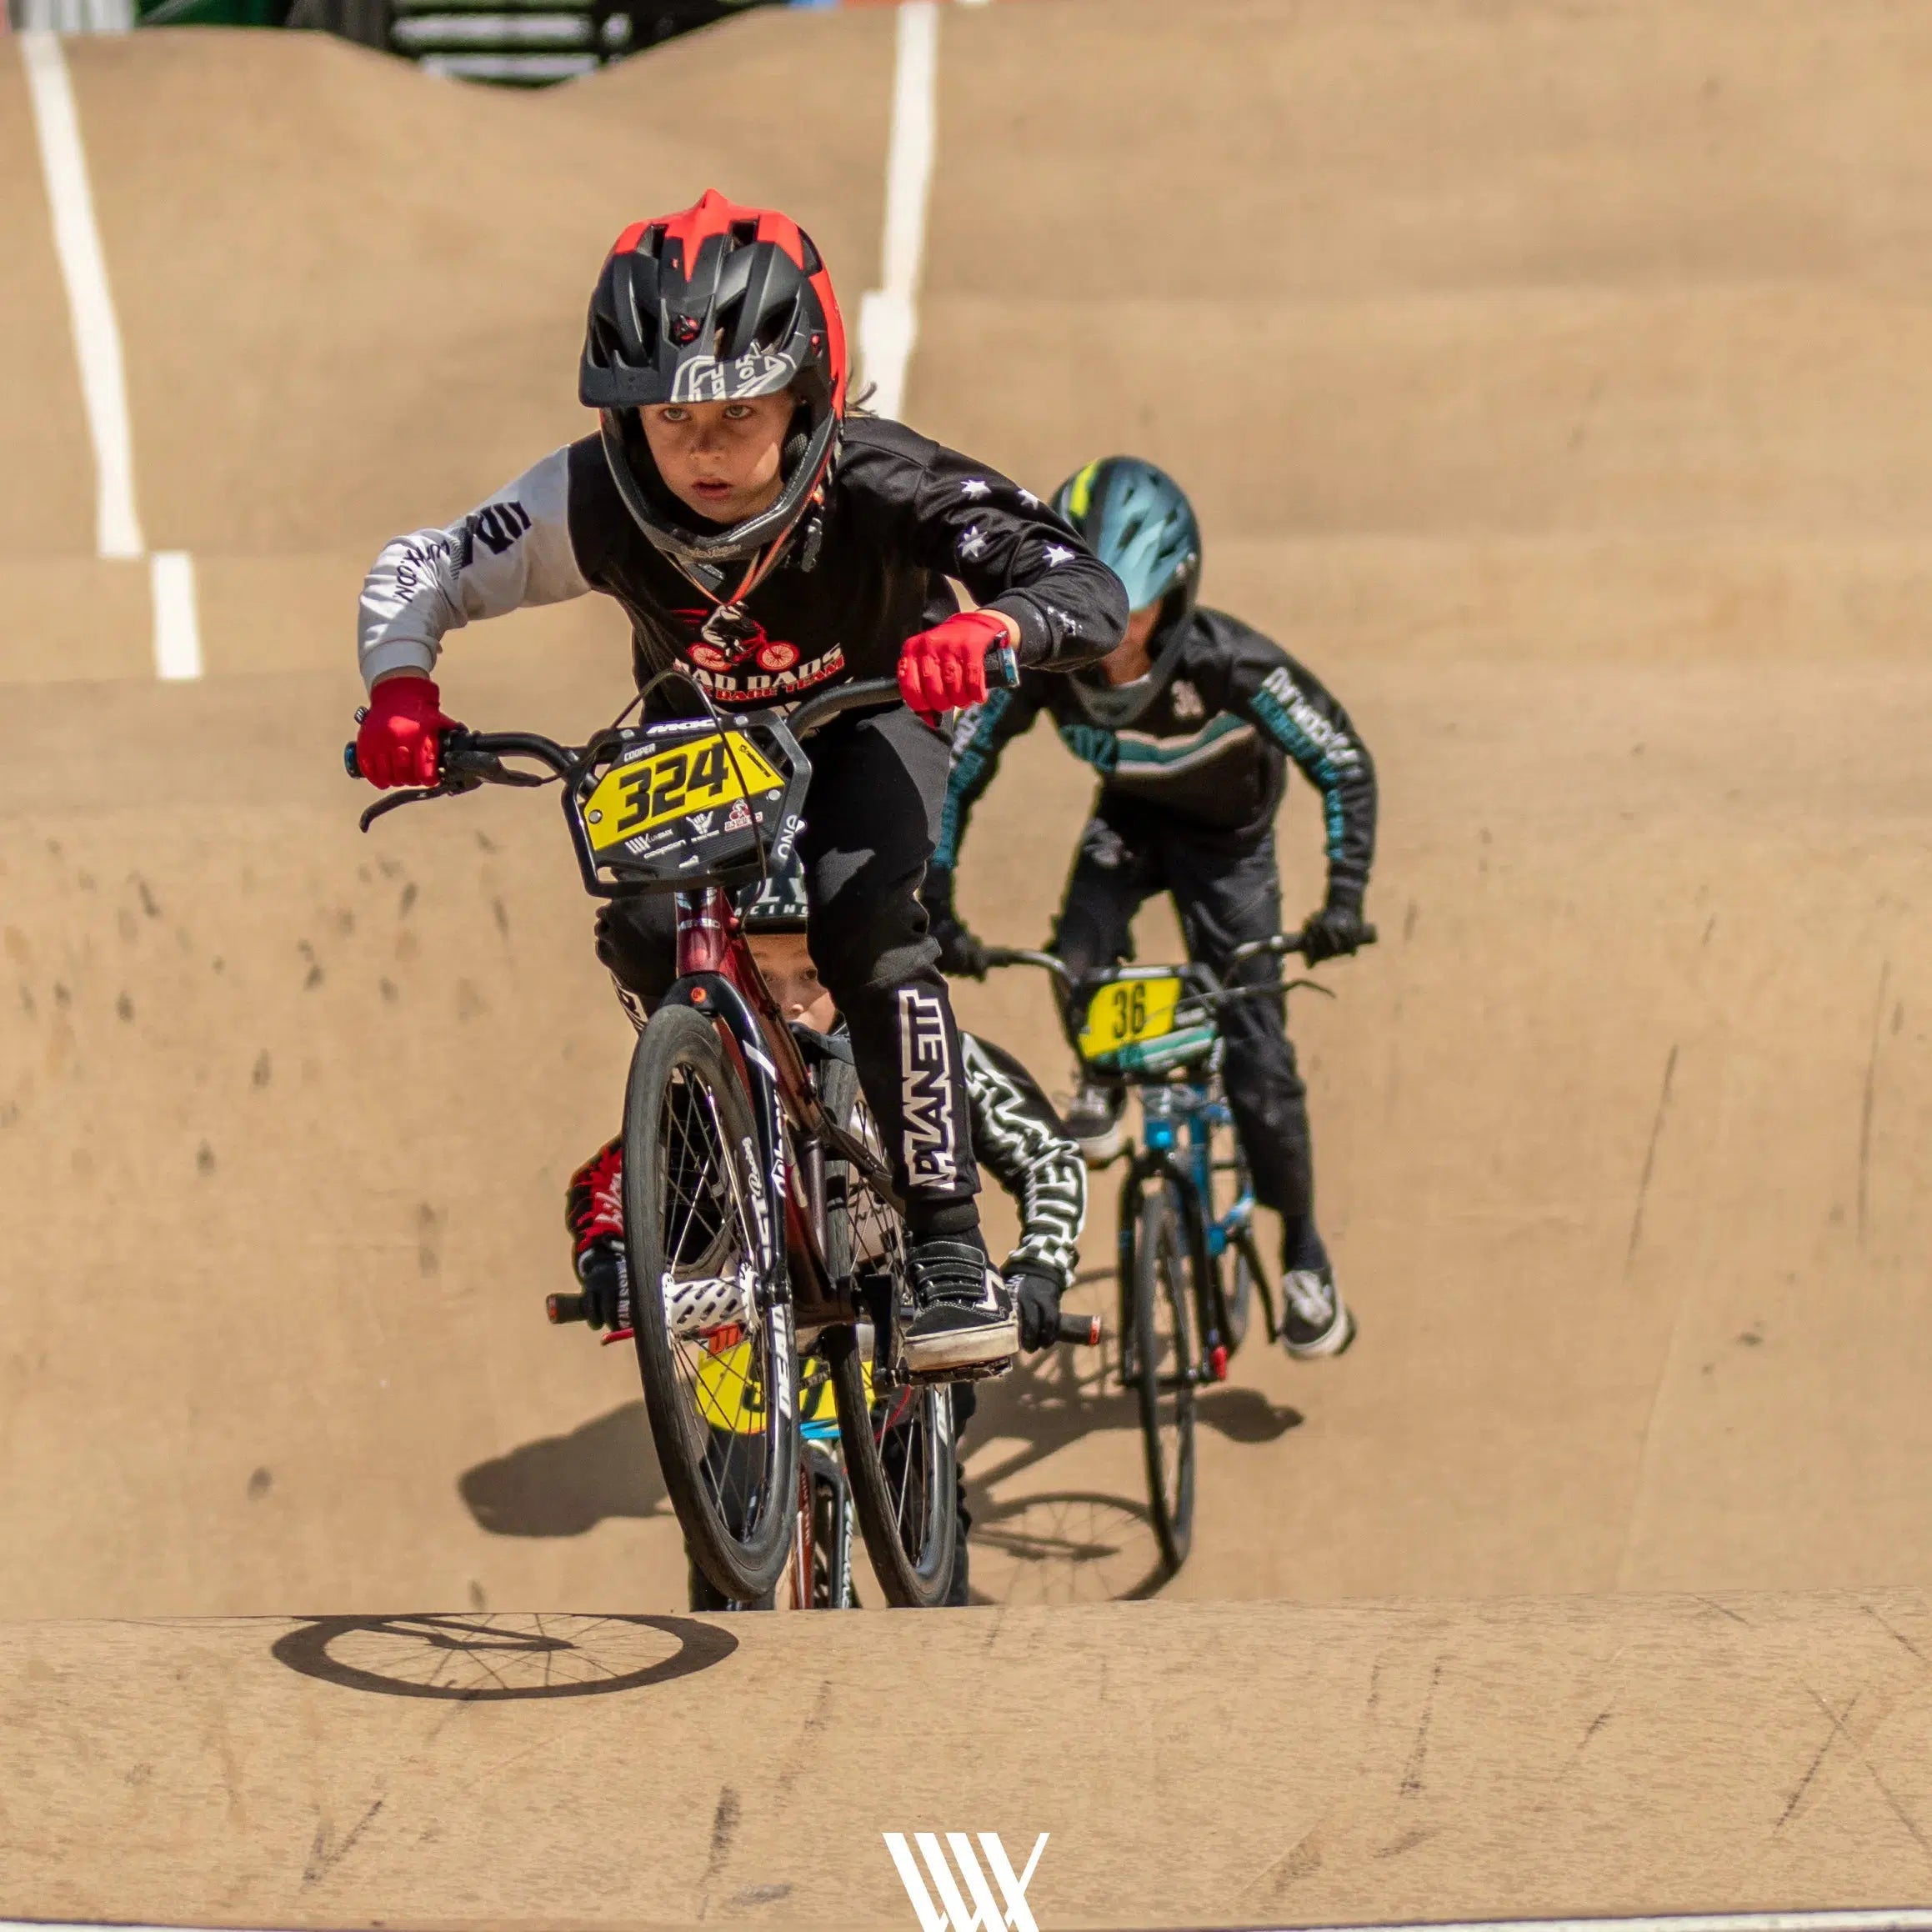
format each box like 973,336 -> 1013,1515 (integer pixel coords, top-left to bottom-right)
898,610 -> 1011,719
355,675 -> 456,789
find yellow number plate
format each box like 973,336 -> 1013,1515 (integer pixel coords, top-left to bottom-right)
581,733 -> 784,853
696,1347 -> 867,1437
1079,975 -> 1184,1059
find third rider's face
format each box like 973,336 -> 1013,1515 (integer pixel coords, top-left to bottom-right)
748,931 -> 838,1032
640,393 -> 794,525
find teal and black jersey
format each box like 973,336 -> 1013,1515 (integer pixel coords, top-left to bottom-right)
936,606 -> 1377,903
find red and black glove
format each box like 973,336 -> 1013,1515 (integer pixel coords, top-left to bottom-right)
354,675 -> 457,789
898,610 -> 1012,720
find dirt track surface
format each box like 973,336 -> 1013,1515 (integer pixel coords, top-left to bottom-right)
7,0 -> 1932,1920
7,1590 -> 1932,1929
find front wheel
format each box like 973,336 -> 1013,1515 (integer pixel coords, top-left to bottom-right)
624,1003 -> 798,1604
819,1056 -> 958,1608
1129,1178 -> 1197,1574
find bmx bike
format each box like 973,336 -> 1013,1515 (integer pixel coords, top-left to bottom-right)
348,664 -> 1006,1608
984,931 -> 1371,1574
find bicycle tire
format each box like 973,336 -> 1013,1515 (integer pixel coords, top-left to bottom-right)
818,1058 -> 958,1609
625,1004 -> 798,1604
1222,1137 -> 1256,1351
1132,1177 -> 1197,1574
807,1444 -> 860,1609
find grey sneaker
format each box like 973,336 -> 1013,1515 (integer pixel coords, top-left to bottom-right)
1279,1268 -> 1355,1359
1062,1083 -> 1126,1164
901,1236 -> 1018,1376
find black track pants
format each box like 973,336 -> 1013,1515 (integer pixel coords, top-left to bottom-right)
1051,808 -> 1324,1264
594,704 -> 980,1233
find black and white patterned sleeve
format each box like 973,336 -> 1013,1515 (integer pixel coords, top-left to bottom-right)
961,1034 -> 1087,1289
357,446 -> 589,689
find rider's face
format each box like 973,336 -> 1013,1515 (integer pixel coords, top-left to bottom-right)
1099,602 -> 1163,685
748,930 -> 837,1031
640,393 -> 793,525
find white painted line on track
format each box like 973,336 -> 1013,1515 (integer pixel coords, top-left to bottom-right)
19,28 -> 143,559
20,29 -> 203,678
150,551 -> 203,680
857,0 -> 938,421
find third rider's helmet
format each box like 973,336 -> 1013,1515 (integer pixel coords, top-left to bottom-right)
1051,457 -> 1202,728
580,190 -> 848,596
738,856 -> 811,934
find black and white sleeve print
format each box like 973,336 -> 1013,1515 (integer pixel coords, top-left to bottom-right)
357,447 -> 589,688
961,1033 -> 1087,1289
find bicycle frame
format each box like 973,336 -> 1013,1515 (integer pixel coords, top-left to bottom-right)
981,936 -> 1342,1380
656,884 -> 904,1338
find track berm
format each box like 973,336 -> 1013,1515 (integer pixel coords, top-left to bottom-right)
5,3 -> 1932,1924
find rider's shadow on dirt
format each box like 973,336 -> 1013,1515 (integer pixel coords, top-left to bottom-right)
458,1402 -> 670,1537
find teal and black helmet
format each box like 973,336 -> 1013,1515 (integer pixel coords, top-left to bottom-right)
1050,456 -> 1201,727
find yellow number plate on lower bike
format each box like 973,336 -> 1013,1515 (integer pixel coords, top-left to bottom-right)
697,1346 -> 867,1437
1079,974 -> 1184,1060
580,732 -> 784,854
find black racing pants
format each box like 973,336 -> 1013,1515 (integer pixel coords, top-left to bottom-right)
594,703 -> 980,1236
1051,803 -> 1329,1274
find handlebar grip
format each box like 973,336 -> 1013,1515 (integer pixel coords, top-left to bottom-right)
984,640 -> 1019,691
1057,1310 -> 1101,1346
343,742 -> 361,780
546,1292 -> 588,1326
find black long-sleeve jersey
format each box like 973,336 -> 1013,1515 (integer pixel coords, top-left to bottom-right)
358,418 -> 1127,711
935,606 -> 1378,905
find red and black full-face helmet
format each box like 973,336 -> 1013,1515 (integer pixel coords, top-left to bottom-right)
579,190 -> 848,587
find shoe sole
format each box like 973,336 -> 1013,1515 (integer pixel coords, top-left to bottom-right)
902,1314 -> 1020,1374
1284,1305 -> 1357,1360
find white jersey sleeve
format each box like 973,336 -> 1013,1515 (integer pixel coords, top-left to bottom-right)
357,446 -> 589,688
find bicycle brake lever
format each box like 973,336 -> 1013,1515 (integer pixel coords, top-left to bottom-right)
443,746 -> 546,788
358,783 -> 456,832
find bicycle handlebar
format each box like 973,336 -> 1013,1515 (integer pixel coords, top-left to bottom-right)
343,643 -> 1019,797
984,924 -> 1378,994
980,945 -> 1073,988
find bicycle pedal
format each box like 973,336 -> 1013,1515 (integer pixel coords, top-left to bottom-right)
903,1355 -> 1014,1388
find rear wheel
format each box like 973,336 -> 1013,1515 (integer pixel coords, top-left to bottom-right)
806,1445 -> 860,1609
625,1004 -> 798,1604
819,1059 -> 958,1608
1131,1178 -> 1197,1574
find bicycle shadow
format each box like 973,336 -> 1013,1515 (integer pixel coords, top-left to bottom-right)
271,1611 -> 735,1700
961,1310 -> 1303,1605
458,1400 -> 670,1537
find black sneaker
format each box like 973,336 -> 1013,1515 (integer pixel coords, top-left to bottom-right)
1279,1267 -> 1356,1359
1062,1082 -> 1126,1164
900,1235 -> 1018,1376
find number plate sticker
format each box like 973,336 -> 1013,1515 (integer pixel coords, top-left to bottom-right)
580,733 -> 785,854
1079,974 -> 1184,1059
698,1344 -> 868,1436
